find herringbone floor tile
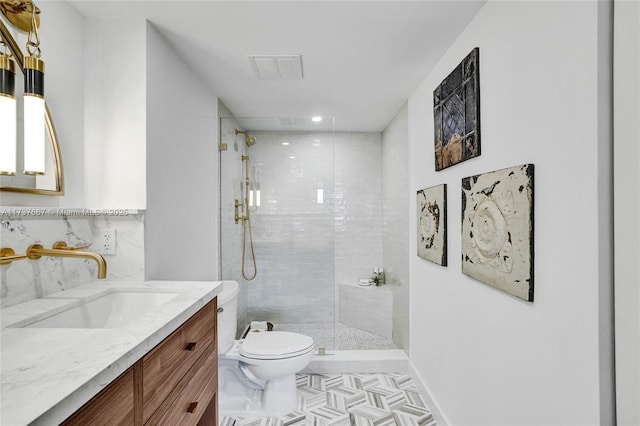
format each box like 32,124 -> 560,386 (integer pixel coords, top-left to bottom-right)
220,373 -> 437,426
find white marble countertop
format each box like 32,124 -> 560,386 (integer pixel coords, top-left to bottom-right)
0,280 -> 222,426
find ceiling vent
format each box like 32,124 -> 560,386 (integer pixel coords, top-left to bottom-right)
249,55 -> 303,80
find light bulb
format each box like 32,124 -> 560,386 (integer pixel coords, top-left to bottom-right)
23,56 -> 45,175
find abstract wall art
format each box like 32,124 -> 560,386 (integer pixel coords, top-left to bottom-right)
433,47 -> 481,171
461,164 -> 534,301
417,184 -> 447,266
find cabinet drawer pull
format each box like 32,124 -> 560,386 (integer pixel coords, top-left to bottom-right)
185,342 -> 197,351
187,402 -> 198,413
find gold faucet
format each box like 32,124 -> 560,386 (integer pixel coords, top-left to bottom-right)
26,241 -> 108,279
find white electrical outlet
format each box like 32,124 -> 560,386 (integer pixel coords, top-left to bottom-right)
98,228 -> 117,255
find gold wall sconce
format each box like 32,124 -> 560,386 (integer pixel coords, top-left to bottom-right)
0,0 -> 64,195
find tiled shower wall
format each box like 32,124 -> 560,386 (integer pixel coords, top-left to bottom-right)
0,210 -> 144,307
334,132 -> 383,286
219,127 -> 384,331
382,105 -> 410,352
242,130 -> 336,325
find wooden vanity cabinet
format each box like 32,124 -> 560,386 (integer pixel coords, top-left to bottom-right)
63,297 -> 218,426
63,368 -> 135,426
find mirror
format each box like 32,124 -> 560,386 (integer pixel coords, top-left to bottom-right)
0,18 -> 63,195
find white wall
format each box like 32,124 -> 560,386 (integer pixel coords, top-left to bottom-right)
382,104 -> 410,352
614,0 -> 640,424
408,2 -> 612,424
83,18 -> 146,209
0,2 -> 85,207
145,23 -> 218,281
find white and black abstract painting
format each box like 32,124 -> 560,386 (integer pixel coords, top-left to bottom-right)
461,164 -> 534,301
417,184 -> 447,266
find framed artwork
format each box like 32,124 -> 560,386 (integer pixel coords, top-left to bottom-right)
433,47 -> 480,171
461,164 -> 534,302
417,184 -> 447,266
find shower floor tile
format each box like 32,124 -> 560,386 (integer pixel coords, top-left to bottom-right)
219,373 -> 437,426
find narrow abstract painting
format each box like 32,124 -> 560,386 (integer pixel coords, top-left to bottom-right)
417,184 -> 447,266
461,164 -> 534,301
433,47 -> 480,171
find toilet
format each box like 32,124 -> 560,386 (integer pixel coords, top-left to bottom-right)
216,280 -> 315,416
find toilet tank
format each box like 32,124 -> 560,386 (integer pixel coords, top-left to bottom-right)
216,280 -> 239,353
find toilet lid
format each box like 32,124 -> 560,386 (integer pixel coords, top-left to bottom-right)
240,331 -> 314,360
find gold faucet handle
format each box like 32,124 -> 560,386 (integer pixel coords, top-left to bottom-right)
52,241 -> 91,251
0,248 -> 27,265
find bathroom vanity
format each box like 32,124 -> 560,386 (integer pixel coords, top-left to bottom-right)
0,280 -> 222,425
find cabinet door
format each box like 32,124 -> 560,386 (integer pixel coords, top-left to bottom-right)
63,368 -> 135,426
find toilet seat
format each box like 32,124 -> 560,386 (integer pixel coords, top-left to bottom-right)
240,331 -> 314,360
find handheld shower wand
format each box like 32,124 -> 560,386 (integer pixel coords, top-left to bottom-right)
234,153 -> 257,281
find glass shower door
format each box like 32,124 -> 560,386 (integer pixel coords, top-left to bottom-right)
219,117 -> 336,354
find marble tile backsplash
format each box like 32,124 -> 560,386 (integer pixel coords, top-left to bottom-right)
0,210 -> 144,307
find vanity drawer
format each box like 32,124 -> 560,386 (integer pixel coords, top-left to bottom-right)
183,300 -> 217,358
142,299 -> 216,423
63,368 -> 134,426
156,349 -> 218,426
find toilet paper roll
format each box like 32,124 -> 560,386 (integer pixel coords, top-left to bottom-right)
250,321 -> 268,332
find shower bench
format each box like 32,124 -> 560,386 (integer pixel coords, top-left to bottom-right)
338,282 -> 393,338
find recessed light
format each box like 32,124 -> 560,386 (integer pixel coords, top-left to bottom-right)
311,116 -> 322,122
289,156 -> 296,159
282,142 -> 290,146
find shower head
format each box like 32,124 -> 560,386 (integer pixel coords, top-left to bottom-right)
235,129 -> 258,147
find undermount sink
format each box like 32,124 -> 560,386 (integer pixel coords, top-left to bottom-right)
14,291 -> 180,329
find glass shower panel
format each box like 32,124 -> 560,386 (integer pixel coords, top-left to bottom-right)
219,117 -> 335,353
219,115 -> 248,338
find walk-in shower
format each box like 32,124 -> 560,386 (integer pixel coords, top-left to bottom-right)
219,116 -> 397,353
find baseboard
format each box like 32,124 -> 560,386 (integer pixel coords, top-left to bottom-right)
408,361 -> 451,426
301,349 -> 409,374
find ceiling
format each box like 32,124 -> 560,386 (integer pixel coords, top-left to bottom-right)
69,1 -> 485,132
